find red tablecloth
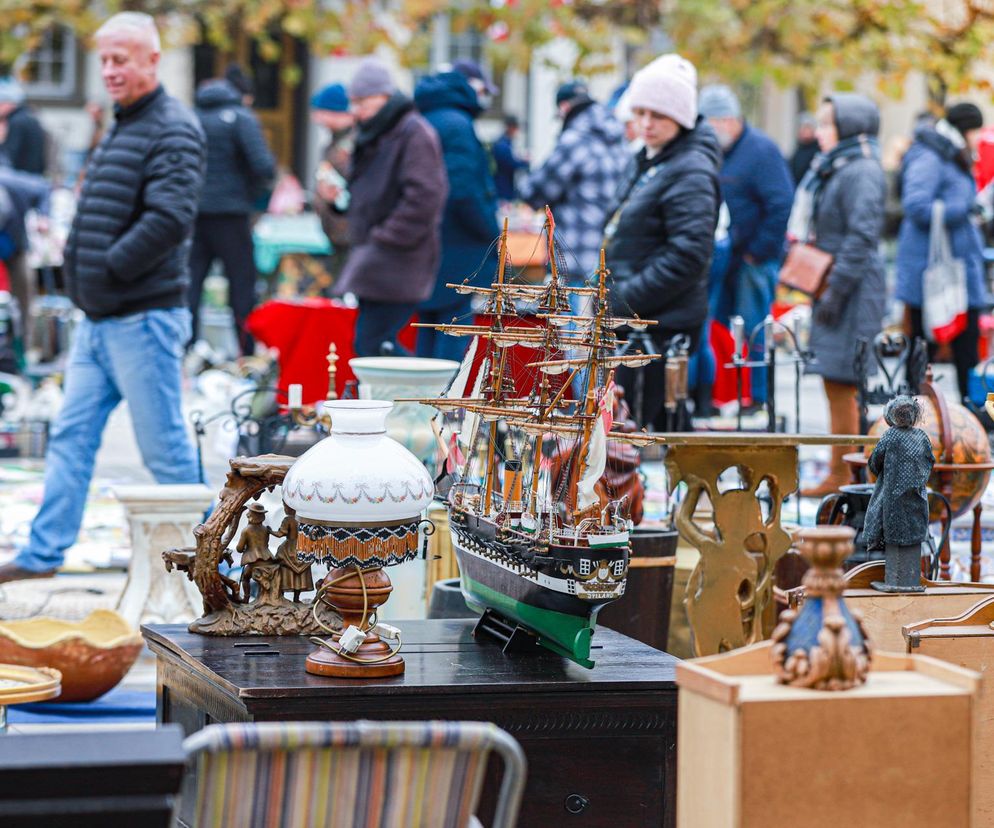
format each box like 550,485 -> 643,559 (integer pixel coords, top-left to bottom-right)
245,299 -> 569,404
246,299 -> 416,403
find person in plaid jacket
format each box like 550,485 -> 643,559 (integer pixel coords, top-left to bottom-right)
519,81 -> 628,285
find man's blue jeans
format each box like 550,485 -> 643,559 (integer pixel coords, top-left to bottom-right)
733,258 -> 780,405
16,308 -> 202,572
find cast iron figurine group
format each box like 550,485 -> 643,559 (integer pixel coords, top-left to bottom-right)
864,396 -> 935,593
163,455 -> 334,636
235,503 -> 315,604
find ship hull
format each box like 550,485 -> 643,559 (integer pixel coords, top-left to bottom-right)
452,523 -> 625,668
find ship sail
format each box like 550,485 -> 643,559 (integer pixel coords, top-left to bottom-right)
459,353 -> 488,451
448,334 -> 480,400
576,382 -> 615,509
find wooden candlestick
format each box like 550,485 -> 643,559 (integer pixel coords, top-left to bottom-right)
305,566 -> 405,678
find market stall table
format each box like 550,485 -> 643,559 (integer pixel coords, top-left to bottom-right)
144,618 -> 678,828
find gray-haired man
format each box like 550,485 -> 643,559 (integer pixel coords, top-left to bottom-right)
0,13 -> 206,583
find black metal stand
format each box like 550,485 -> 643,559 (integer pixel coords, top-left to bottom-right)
854,333 -> 928,435
615,329 -> 661,429
473,608 -> 542,656
726,314 -> 810,434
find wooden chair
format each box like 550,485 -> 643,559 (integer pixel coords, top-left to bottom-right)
181,719 -> 526,828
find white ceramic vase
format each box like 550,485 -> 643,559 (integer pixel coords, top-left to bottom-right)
348,357 -> 460,473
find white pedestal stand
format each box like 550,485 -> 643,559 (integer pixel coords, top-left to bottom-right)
113,485 -> 214,626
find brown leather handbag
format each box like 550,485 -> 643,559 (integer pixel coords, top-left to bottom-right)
779,243 -> 834,299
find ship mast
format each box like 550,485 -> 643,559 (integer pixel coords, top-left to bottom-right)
526,209 -> 562,515
568,249 -> 609,516
482,217 -> 511,513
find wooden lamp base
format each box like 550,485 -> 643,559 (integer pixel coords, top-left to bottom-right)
305,565 -> 405,679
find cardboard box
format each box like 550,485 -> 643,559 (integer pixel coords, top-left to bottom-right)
677,642 -> 979,828
905,596 -> 994,826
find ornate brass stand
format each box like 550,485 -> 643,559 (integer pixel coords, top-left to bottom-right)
661,433 -> 875,656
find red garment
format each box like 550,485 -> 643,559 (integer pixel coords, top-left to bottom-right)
245,299 -> 417,404
711,319 -> 750,407
976,127 -> 994,190
0,260 -> 8,294
245,299 -> 561,404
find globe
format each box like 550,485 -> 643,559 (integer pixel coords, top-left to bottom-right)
866,393 -> 991,520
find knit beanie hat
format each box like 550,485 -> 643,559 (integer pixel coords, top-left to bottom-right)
311,83 -> 349,112
556,80 -> 589,106
698,84 -> 741,119
348,58 -> 395,99
0,78 -> 25,106
626,54 -> 698,129
946,102 -> 984,135
225,64 -> 254,97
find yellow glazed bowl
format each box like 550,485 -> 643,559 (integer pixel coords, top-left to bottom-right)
0,610 -> 143,702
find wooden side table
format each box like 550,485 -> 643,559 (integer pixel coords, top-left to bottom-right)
143,619 -> 678,828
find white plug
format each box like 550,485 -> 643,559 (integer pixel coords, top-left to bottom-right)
339,625 -> 366,653
374,623 -> 402,642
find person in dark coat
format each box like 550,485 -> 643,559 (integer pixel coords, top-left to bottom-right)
414,67 -> 500,361
520,81 -> 628,285
0,166 -> 50,334
0,79 -> 46,176
0,12 -> 206,584
896,102 -> 987,402
790,94 -> 886,497
330,58 -> 447,357
790,112 -> 819,187
604,54 -> 721,429
188,77 -> 275,355
862,396 -> 934,553
699,84 -> 794,409
311,83 -> 354,279
493,115 -> 528,202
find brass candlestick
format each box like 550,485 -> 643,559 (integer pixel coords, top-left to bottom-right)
771,526 -> 871,691
288,343 -> 339,428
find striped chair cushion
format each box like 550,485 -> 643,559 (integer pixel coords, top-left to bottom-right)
183,720 -> 505,828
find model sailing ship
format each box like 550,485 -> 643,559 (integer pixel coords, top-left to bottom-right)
415,209 -> 658,667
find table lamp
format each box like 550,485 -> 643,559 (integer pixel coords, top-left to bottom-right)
282,399 -> 434,677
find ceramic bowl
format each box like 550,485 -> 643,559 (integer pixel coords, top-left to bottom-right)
0,609 -> 143,702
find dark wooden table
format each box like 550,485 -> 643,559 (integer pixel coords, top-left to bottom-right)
144,619 -> 678,828
0,726 -> 185,827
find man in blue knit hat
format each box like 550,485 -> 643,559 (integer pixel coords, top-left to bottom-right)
311,83 -> 355,276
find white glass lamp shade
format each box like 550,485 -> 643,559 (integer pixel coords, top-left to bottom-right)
282,400 -> 435,567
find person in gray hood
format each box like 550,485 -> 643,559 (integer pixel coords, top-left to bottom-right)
789,93 -> 886,497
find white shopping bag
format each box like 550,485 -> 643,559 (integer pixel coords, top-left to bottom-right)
921,200 -> 968,344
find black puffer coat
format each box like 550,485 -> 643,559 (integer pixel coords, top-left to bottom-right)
605,117 -> 721,332
194,80 -> 275,215
65,86 -> 206,319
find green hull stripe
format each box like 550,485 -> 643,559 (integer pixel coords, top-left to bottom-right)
462,575 -> 597,668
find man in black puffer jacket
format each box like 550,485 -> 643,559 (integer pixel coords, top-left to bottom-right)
189,76 -> 275,354
0,12 -> 207,584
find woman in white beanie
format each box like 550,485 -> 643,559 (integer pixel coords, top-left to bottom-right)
604,54 -> 721,429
